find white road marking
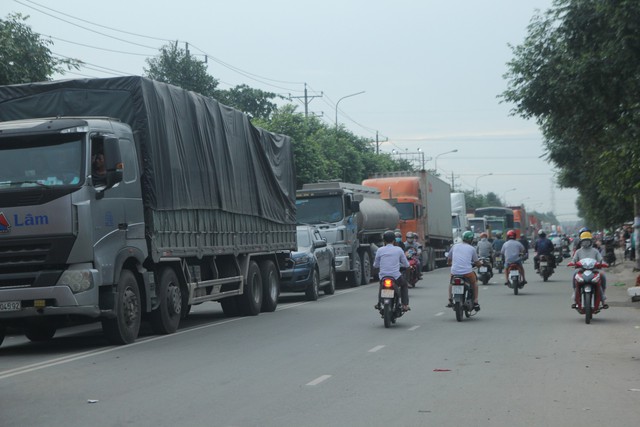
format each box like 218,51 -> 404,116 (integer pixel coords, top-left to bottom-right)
368,345 -> 386,353
408,325 -> 420,331
306,375 -> 332,386
435,312 -> 444,316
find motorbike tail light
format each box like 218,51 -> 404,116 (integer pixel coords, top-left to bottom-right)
452,277 -> 463,285
383,278 -> 394,288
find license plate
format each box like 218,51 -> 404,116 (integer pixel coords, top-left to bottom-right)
380,288 -> 395,298
509,271 -> 519,277
479,267 -> 488,273
0,300 -> 21,312
452,285 -> 464,295
540,262 -> 547,267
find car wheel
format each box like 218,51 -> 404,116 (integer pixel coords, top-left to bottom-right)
324,266 -> 336,295
305,268 -> 320,301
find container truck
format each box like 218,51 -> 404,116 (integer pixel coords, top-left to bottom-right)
363,171 -> 453,271
295,182 -> 398,286
450,192 -> 468,243
0,77 -> 296,347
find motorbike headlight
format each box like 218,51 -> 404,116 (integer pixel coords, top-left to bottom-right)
57,270 -> 94,293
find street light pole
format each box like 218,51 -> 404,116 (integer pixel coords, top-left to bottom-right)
335,91 -> 365,143
474,173 -> 493,196
434,149 -> 458,172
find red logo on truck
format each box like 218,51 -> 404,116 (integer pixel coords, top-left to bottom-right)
0,212 -> 11,233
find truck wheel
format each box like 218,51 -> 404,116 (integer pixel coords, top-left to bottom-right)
360,250 -> 372,286
220,297 -> 241,317
150,266 -> 182,335
260,260 -> 279,312
349,252 -> 362,287
102,269 -> 141,345
0,324 -> 5,347
239,261 -> 263,316
324,266 -> 336,295
24,320 -> 57,342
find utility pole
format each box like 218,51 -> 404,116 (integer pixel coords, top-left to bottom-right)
374,131 -> 388,154
290,83 -> 323,117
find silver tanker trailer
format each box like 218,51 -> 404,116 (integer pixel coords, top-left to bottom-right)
296,182 -> 399,286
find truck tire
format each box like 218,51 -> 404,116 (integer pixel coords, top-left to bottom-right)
259,260 -> 279,312
220,297 -> 241,317
349,252 -> 362,287
239,261 -> 263,316
150,266 -> 182,335
24,320 -> 57,342
360,250 -> 372,286
101,269 -> 141,345
0,324 -> 5,347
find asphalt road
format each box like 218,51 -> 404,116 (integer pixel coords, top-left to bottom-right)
1,253 -> 639,427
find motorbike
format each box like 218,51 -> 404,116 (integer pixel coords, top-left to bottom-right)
624,239 -> 634,260
505,260 -> 524,295
554,246 -> 564,265
538,254 -> 554,282
568,258 -> 608,324
603,236 -> 616,266
405,249 -> 420,288
377,276 -> 405,328
494,253 -> 504,274
477,257 -> 493,285
562,240 -> 571,258
450,274 -> 477,322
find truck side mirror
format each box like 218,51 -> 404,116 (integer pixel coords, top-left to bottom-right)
350,200 -> 360,213
103,137 -> 123,189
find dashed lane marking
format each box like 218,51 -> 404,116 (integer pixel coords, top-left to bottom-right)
368,345 -> 386,353
307,375 -> 332,386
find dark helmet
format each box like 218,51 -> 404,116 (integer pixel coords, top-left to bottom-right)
507,230 -> 517,240
383,230 -> 396,244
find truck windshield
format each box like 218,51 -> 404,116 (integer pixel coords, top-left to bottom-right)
0,135 -> 83,188
469,219 -> 486,232
395,202 -> 414,220
296,196 -> 343,224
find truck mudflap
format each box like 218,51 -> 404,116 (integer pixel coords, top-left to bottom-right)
0,286 -> 101,319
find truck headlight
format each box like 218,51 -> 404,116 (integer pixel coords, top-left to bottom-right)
57,270 -> 94,293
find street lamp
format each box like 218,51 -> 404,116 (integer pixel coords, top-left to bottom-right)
502,188 -> 517,205
335,91 -> 365,141
474,173 -> 493,196
434,149 -> 458,172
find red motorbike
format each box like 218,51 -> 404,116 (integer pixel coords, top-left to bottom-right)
405,248 -> 420,288
568,258 -> 608,324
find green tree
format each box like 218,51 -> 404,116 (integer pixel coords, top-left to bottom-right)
218,84 -> 280,120
0,13 -> 79,84
501,0 -> 640,232
144,41 -> 219,97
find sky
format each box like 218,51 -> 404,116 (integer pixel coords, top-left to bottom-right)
7,0 -> 581,222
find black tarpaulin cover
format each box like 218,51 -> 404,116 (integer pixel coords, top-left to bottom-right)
0,76 -> 296,226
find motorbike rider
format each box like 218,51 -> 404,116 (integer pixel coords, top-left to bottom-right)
501,229 -> 527,286
571,231 -> 608,309
476,232 -> 494,276
519,233 -> 530,260
374,230 -> 410,312
533,229 -> 556,272
447,230 -> 482,311
492,231 -> 505,253
404,231 -> 423,278
394,230 -> 406,251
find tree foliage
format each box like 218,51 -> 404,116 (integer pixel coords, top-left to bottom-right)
501,0 -> 640,228
0,13 -> 79,85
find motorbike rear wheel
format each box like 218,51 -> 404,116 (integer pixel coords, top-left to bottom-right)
513,279 -> 519,295
584,292 -> 592,324
542,271 -> 549,282
454,301 -> 463,322
383,304 -> 392,328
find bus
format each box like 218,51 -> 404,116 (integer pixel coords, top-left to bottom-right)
474,206 -> 515,238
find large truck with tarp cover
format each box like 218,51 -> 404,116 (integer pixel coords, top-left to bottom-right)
0,77 -> 296,347
295,182 -> 399,286
363,171 -> 453,270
